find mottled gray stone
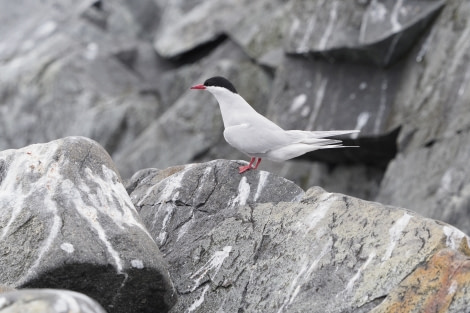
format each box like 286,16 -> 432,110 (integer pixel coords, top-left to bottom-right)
129,164 -> 469,313
0,289 -> 106,313
154,0 -> 444,67
227,0 -> 289,68
129,159 -> 305,246
285,0 -> 445,66
375,0 -> 470,234
154,0 -> 249,58
388,0 -> 470,152
0,137 -> 175,313
267,55 -> 401,136
377,129 -> 470,235
0,0 -> 162,163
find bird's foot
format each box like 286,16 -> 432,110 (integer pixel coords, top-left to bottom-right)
239,158 -> 262,174
239,165 -> 252,174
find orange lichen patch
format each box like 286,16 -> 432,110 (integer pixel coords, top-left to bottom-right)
372,248 -> 470,313
459,237 -> 470,256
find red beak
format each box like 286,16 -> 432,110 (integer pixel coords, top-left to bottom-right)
190,84 -> 206,90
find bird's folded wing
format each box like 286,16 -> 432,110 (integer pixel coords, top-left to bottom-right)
285,129 -> 359,138
223,124 -> 292,155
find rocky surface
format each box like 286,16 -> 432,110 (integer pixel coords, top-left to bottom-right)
375,0 -> 470,234
1,137 -> 470,312
129,160 -> 470,313
285,0 -> 445,66
0,137 -> 175,313
1,0 -> 470,256
0,289 -> 107,313
370,248 -> 470,313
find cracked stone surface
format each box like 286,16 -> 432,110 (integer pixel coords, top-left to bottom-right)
285,0 -> 445,66
375,0 -> 470,235
154,0 -> 444,66
0,0 -> 162,160
0,137 -> 175,313
370,248 -> 470,313
129,160 -> 470,312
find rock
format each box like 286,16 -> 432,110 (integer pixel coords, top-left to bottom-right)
371,248 -> 470,313
265,54 -> 401,171
129,160 -> 470,312
154,0 -> 444,67
227,0 -> 289,68
267,55 -> 399,137
0,286 -> 15,294
375,0 -> 470,234
0,289 -> 106,313
376,129 -> 470,235
129,159 -> 305,237
153,0 -> 249,58
388,0 -> 470,153
0,137 -> 175,313
0,0 -> 162,161
285,0 -> 445,66
153,0 -> 289,67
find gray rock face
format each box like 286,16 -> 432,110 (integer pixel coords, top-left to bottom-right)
285,0 -> 445,66
267,56 -> 401,137
129,160 -> 470,313
154,0 -> 444,66
0,289 -> 106,313
374,0 -> 470,234
154,0 -> 245,58
0,137 -> 175,313
128,160 -> 305,246
0,0 -> 161,156
2,0 -> 470,240
377,129 -> 470,234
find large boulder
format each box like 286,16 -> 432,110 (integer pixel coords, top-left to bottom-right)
0,137 -> 175,313
129,159 -> 470,312
371,248 -> 470,313
154,0 -> 445,67
377,129 -> 470,234
0,0 -> 163,158
127,160 -> 305,247
285,0 -> 445,66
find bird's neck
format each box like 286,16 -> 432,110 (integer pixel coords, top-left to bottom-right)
211,92 -> 256,128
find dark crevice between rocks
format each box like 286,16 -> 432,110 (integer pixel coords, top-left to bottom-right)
165,34 -> 228,67
357,295 -> 388,312
103,113 -> 128,156
21,264 -> 174,313
81,0 -> 108,29
424,139 -> 436,148
113,48 -> 142,79
297,127 -> 400,169
287,2 -> 445,68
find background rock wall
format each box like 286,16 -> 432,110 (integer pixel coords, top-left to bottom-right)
1,0 -> 470,234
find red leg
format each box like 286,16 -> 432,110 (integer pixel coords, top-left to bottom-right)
239,157 -> 256,174
253,158 -> 262,169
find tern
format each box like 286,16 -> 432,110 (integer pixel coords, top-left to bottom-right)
191,76 -> 359,174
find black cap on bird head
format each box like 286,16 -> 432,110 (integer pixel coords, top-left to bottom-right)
204,76 -> 238,94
